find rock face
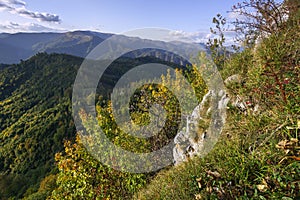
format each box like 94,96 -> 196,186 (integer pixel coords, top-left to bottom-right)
173,73 -> 261,165
173,89 -> 230,165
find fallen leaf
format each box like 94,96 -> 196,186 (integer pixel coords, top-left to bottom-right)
257,184 -> 268,192
276,140 -> 288,149
195,194 -> 202,200
290,138 -> 298,143
206,170 -> 221,178
257,179 -> 268,192
206,186 -> 213,193
196,177 -> 202,189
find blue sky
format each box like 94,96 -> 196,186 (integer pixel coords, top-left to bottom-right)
0,0 -> 241,41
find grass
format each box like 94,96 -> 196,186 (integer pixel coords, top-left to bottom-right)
135,105 -> 299,199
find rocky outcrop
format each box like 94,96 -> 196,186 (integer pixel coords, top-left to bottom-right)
173,90 -> 230,165
173,74 -> 260,165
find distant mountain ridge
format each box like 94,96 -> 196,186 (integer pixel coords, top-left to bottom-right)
0,31 -> 113,64
0,31 -> 207,64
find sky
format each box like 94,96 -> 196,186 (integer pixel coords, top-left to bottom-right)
0,0 -> 241,42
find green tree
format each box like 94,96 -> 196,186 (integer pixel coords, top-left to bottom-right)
50,135 -> 148,200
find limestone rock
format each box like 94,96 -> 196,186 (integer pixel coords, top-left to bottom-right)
173,89 -> 229,165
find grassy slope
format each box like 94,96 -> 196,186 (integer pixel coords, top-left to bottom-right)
135,21 -> 300,200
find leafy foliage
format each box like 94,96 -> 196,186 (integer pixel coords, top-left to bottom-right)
50,135 -> 148,200
50,64 -> 207,199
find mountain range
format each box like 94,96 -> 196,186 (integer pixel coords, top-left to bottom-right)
0,31 -> 113,64
0,31 -> 207,64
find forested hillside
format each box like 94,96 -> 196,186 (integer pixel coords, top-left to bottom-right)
0,53 -> 81,199
0,52 -> 186,199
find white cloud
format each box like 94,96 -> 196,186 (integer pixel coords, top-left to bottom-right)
0,0 -> 61,22
2,0 -> 26,6
0,1 -> 13,9
0,21 -> 65,33
168,30 -> 238,46
168,30 -> 210,43
14,7 -> 60,22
